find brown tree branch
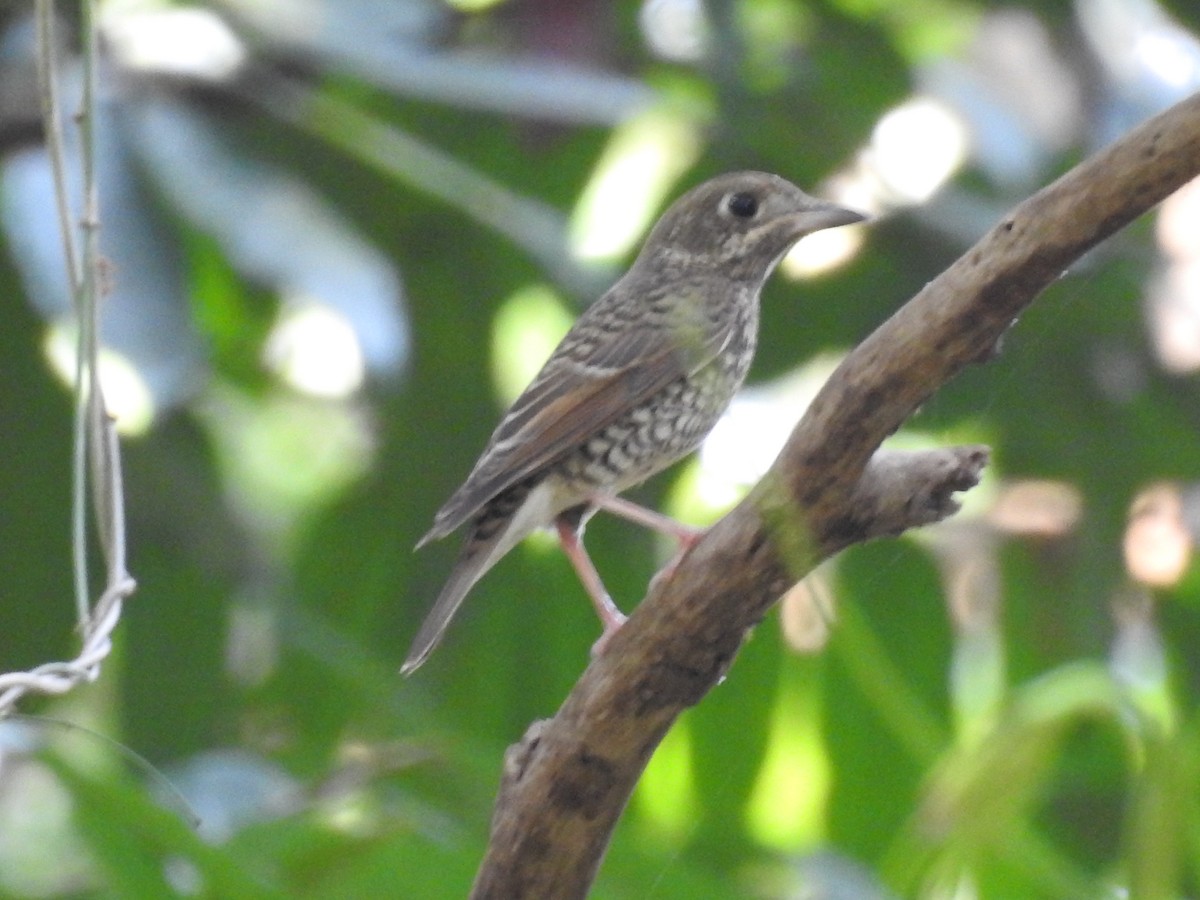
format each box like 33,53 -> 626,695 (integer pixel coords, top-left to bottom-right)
471,90 -> 1200,899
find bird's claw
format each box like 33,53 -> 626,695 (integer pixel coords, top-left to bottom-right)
590,613 -> 628,659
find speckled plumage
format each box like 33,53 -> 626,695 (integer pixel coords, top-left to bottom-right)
403,172 -> 863,673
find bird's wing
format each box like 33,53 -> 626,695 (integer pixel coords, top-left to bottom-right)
422,287 -> 733,541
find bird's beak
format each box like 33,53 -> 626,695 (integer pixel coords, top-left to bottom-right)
797,201 -> 868,233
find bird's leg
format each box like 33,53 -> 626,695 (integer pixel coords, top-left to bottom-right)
590,493 -> 705,590
589,494 -> 704,548
554,515 -> 627,657
559,497 -> 707,657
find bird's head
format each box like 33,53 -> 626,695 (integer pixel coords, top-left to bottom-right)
638,171 -> 865,282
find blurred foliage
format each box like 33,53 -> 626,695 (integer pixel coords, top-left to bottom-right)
1,0 -> 1200,897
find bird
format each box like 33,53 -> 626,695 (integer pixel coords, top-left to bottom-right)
403,171 -> 864,674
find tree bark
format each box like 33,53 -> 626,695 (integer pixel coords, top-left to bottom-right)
471,90 -> 1200,899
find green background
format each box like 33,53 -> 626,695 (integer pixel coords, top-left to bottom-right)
2,0 -> 1200,896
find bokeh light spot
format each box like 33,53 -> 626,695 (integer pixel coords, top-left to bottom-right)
264,299 -> 366,399
490,284 -> 573,406
44,321 -> 155,435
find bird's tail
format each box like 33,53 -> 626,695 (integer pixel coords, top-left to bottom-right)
401,528 -> 506,675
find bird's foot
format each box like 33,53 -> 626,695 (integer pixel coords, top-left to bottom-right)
590,611 -> 628,659
646,526 -> 706,593
671,525 -> 705,553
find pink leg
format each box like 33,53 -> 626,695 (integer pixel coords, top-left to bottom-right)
589,494 -> 704,548
592,494 -> 705,590
555,518 -> 627,656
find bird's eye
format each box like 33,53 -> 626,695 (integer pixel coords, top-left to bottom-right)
725,192 -> 759,219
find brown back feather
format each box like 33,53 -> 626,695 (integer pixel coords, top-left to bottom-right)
420,284 -> 732,542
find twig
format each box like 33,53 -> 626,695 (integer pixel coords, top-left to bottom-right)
470,90 -> 1200,899
33,0 -> 89,624
0,0 -> 137,718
